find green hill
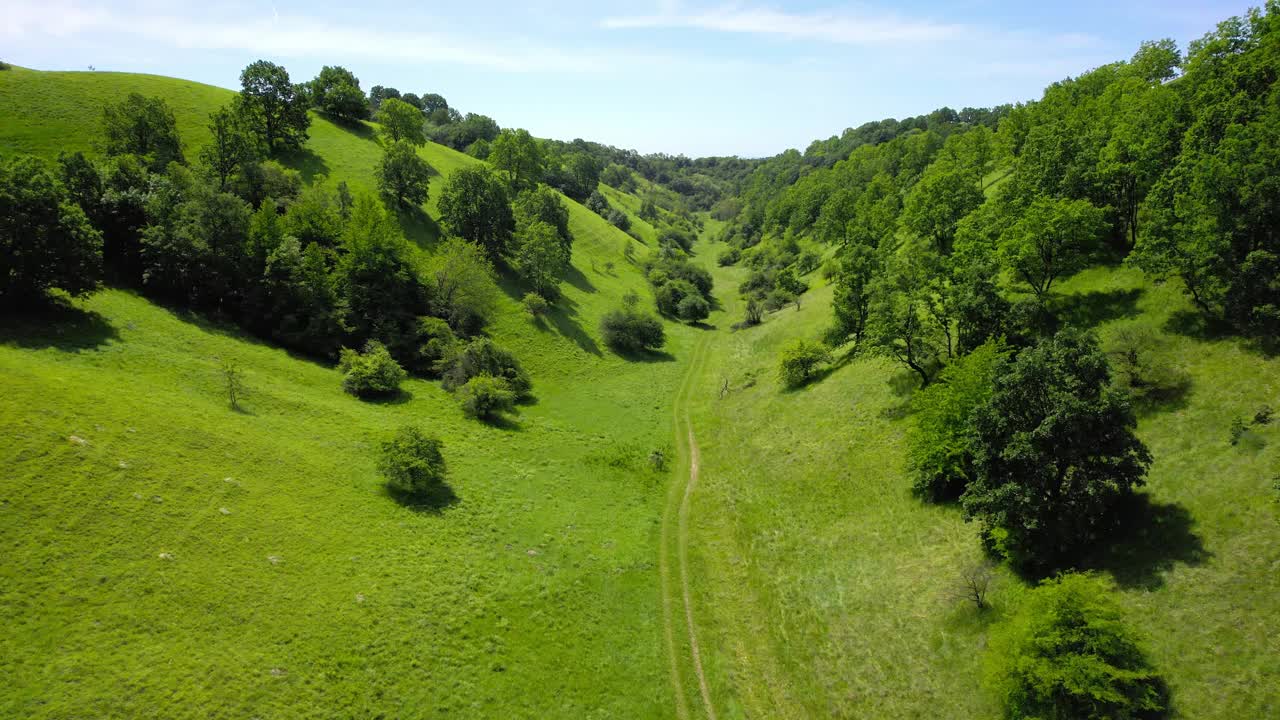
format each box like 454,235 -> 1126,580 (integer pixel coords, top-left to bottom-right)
0,67 -> 705,718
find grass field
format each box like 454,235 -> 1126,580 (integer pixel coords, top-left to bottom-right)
2,66 -> 1279,719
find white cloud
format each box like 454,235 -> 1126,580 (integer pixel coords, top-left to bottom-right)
3,0 -> 605,73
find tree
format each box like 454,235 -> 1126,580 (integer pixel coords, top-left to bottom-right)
219,357 -> 245,410
901,165 -> 984,254
999,197 -> 1107,299
457,375 -> 516,420
369,85 -> 400,110
101,93 -> 184,171
601,163 -> 631,188
777,339 -> 831,388
437,165 -> 514,261
427,237 -> 501,334
376,98 -> 426,146
489,129 -> 545,190
907,341 -> 1008,502
985,573 -> 1167,719
601,308 -> 666,353
420,93 -> 449,114
0,155 -> 103,306
376,141 -> 431,207
514,185 -> 572,249
310,65 -> 367,120
200,104 -> 258,190
441,338 -> 532,399
399,93 -> 422,110
238,60 -> 310,152
337,341 -> 407,398
522,292 -> 549,317
515,220 -> 570,300
868,251 -> 947,386
826,242 -> 880,346
677,293 -> 710,322
963,330 -> 1152,571
378,426 -> 447,497
559,152 -> 601,200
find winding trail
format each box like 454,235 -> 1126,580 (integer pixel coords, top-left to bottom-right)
661,332 -> 717,720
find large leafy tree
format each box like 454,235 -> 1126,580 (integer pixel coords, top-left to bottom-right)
868,249 -> 948,386
513,185 -> 571,250
999,197 -> 1107,298
376,141 -> 431,208
437,165 -> 514,261
0,155 -> 103,306
825,241 -> 880,347
963,329 -> 1152,571
101,92 -> 184,171
376,98 -> 426,146
238,60 -> 310,152
199,104 -> 258,190
309,65 -> 368,120
901,163 -> 984,254
489,129 -> 545,190
515,220 -> 569,300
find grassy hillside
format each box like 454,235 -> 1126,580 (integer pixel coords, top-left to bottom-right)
0,68 -> 702,718
681,236 -> 1280,718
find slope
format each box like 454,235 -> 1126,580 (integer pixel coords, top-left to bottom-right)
0,67 -> 703,718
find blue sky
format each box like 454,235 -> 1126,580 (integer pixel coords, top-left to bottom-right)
4,0 -> 1255,156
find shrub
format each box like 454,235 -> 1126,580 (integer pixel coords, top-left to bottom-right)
985,573 -> 1167,720
677,293 -> 711,323
763,288 -> 795,312
523,291 -> 549,317
219,357 -> 245,410
744,298 -> 763,326
337,341 -> 406,397
907,341 -> 1008,502
378,426 -> 447,496
607,208 -> 631,231
718,247 -> 741,266
457,374 -> 516,420
440,338 -> 531,399
795,249 -> 822,275
601,308 -> 666,353
778,339 -> 831,388
410,316 -> 459,377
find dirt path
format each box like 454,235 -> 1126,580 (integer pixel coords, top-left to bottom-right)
661,333 -> 717,720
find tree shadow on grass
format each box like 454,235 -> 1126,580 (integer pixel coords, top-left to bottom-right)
609,346 -> 676,363
384,482 -> 459,513
1083,494 -> 1210,590
477,412 -> 523,432
0,296 -> 119,352
1131,377 -> 1193,418
1054,287 -> 1144,329
320,114 -> 378,142
497,270 -> 601,356
275,147 -> 331,185
1165,308 -> 1280,358
359,388 -> 414,406
563,264 -> 597,294
394,204 -> 442,251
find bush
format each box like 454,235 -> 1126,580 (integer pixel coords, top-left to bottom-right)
378,426 -> 447,496
744,298 -> 763,326
441,338 -> 531,399
906,341 -> 1008,502
778,338 -> 831,388
655,279 -> 698,316
523,291 -> 549,317
337,341 -> 406,397
763,288 -> 795,312
677,293 -> 711,323
607,208 -> 631,231
718,247 -> 740,266
795,249 -> 822,275
410,316 -> 459,377
457,374 -> 516,420
601,308 -> 666,353
985,573 -> 1167,720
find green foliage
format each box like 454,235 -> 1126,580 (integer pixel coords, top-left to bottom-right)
237,60 -> 309,152
0,155 -> 103,305
375,98 -> 425,146
426,237 -> 501,335
101,92 -> 184,171
516,220 -> 570,300
438,165 -> 514,261
199,104 -> 258,191
963,330 -> 1152,571
514,185 -> 572,248
337,340 -> 407,398
907,341 -> 1009,501
902,164 -> 984,254
489,128 -> 545,190
606,208 -> 631,232
408,316 -> 459,377
777,338 -> 831,388
377,426 -> 447,496
1000,197 -> 1107,298
718,247 -> 740,266
522,291 -> 549,317
827,242 -> 880,346
867,251 -> 947,386
440,338 -> 531,400
309,65 -> 368,120
376,140 -> 431,207
985,573 -> 1167,719
600,308 -> 666,354
677,293 -> 710,323
457,374 -> 517,420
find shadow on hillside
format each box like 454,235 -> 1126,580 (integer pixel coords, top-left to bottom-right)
1083,494 -> 1210,590
361,388 -> 414,406
1131,377 -> 1193,418
1165,309 -> 1280,358
610,346 -> 675,363
385,482 -> 459,513
321,114 -> 378,142
499,270 -> 601,356
276,147 -> 330,185
564,264 -> 597,294
394,204 -> 442,250
1055,287 -> 1143,328
780,347 -> 858,395
0,296 -> 119,351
